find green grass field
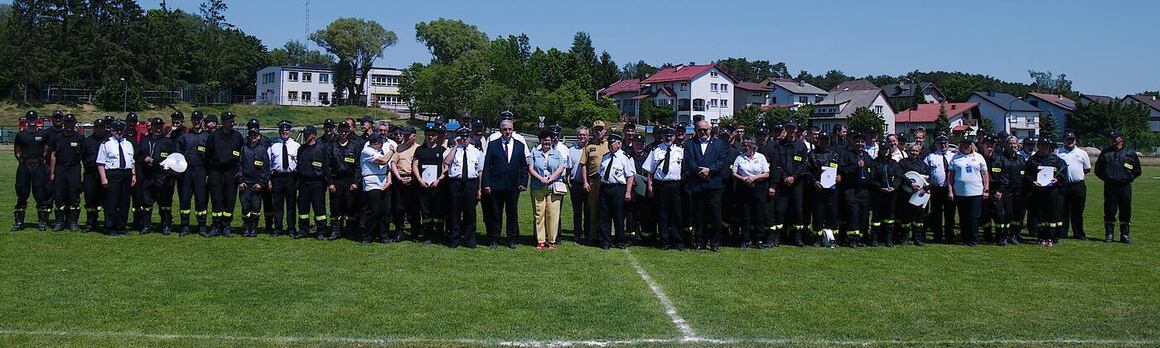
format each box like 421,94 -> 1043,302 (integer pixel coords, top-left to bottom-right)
0,154 -> 1157,346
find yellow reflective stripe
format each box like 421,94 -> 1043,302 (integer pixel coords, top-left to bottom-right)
315,215 -> 328,221
298,214 -> 311,219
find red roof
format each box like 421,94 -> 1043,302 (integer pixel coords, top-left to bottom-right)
641,64 -> 734,84
895,102 -> 977,123
1027,92 -> 1076,111
736,81 -> 770,91
599,79 -> 641,96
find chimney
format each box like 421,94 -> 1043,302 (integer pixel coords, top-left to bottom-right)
1152,96 -> 1157,101
987,91 -> 996,97
798,80 -> 805,87
674,64 -> 684,71
951,104 -> 957,110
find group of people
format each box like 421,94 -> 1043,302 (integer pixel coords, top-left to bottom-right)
11,109 -> 1143,251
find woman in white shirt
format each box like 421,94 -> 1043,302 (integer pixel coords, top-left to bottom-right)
359,134 -> 394,244
731,139 -> 770,249
948,136 -> 990,246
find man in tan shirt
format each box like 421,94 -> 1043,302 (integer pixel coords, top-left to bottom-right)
389,126 -> 420,241
580,120 -> 610,240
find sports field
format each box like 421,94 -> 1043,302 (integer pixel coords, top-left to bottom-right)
0,153 -> 1157,346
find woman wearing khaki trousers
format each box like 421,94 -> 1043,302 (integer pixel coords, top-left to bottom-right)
529,130 -> 567,250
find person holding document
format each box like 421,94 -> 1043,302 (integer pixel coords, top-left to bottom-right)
413,123 -> 448,243
898,143 -> 931,246
1025,137 -> 1067,247
807,132 -> 841,248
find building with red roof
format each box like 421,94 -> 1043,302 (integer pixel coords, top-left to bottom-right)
894,102 -> 979,135
637,64 -> 737,124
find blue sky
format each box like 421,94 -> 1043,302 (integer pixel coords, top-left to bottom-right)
145,0 -> 1156,96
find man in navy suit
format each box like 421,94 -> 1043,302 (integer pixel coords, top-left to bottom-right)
683,120 -> 729,251
482,119 -> 530,249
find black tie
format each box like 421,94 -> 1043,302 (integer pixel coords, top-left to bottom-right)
117,140 -> 126,169
603,153 -> 614,182
281,142 -> 289,171
661,145 -> 672,174
461,147 -> 468,180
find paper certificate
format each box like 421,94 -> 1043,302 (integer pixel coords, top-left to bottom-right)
909,191 -> 930,207
820,166 -> 837,189
421,165 -> 439,183
1036,166 -> 1055,187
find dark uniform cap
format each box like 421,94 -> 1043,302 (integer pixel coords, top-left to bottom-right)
608,133 -> 624,142
103,115 -> 115,125
771,123 -> 785,132
111,120 -> 128,131
204,114 -> 218,123
657,126 -> 675,136
721,125 -> 735,134
499,110 -> 514,120
400,126 -> 416,135
52,110 -> 65,118
63,114 -> 77,123
220,111 -> 236,121
191,111 -> 204,120
818,130 -> 831,139
278,120 -> 292,131
456,127 -> 472,136
323,119 -> 337,128
246,118 -> 261,131
1037,136 -> 1056,146
125,113 -> 138,123
359,115 -> 373,123
960,136 -> 977,144
149,117 -> 165,128
784,120 -> 799,129
1108,130 -> 1123,138
93,118 -> 107,127
538,128 -> 556,139
171,111 -> 185,120
25,110 -> 39,120
548,124 -> 562,136
1022,137 -> 1035,145
756,126 -> 769,135
471,119 -> 485,132
851,132 -> 867,141
302,125 -> 317,134
1063,131 -> 1077,140
935,135 -> 949,143
337,122 -> 352,130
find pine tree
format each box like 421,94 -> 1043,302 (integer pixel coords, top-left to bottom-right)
935,102 -> 951,136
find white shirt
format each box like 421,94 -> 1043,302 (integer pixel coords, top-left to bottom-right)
268,137 -> 300,173
96,137 -> 135,170
569,144 -> 585,181
924,150 -> 955,186
889,148 -> 907,162
642,143 -> 684,181
950,152 -> 987,196
865,142 -> 880,159
1056,146 -> 1091,182
554,142 -> 571,171
485,131 -> 531,161
733,153 -> 770,177
444,145 -> 483,179
361,146 -> 390,190
598,150 -> 636,185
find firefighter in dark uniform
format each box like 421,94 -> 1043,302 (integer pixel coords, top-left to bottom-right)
327,123 -> 363,240
177,113 -> 211,236
897,142 -> 931,246
97,120 -> 137,235
1094,130 -> 1141,243
45,111 -> 66,225
204,112 -> 244,237
977,134 -> 998,243
13,111 -> 51,230
48,114 -> 84,231
268,120 -> 299,237
990,134 -> 1026,245
839,133 -> 874,247
81,118 -> 109,231
135,118 -> 177,234
239,119 -> 271,237
870,142 -> 903,246
414,123 -> 448,243
295,126 -> 330,239
320,119 -> 339,144
1025,137 -> 1067,246
717,125 -> 742,243
774,122 -> 810,246
806,132 -> 841,248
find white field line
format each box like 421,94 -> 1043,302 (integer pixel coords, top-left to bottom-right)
622,249 -> 697,339
1,329 -> 1157,346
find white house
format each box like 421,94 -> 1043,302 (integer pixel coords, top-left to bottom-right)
255,64 -> 408,112
734,81 -> 771,109
810,88 -> 897,134
598,79 -> 646,120
767,78 -> 827,109
1025,92 -> 1076,132
1122,94 -> 1160,131
967,91 -> 1041,139
639,64 -> 735,124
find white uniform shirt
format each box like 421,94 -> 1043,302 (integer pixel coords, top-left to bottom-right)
1056,146 -> 1091,182
268,137 -> 300,173
361,146 -> 390,190
924,151 -> 955,187
485,131 -> 531,161
733,153 -> 770,177
598,149 -> 636,185
569,144 -> 585,181
554,142 -> 571,173
950,152 -> 987,196
642,143 -> 684,181
444,145 -> 483,179
96,137 -> 135,170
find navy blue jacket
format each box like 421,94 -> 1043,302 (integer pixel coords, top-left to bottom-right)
481,137 -> 529,190
682,137 -> 728,191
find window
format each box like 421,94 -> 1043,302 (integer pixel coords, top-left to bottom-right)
874,105 -> 884,115
709,99 -> 718,108
710,83 -> 718,92
319,92 -> 329,103
815,96 -> 824,103
710,71 -> 719,78
680,83 -> 687,91
371,75 -> 399,87
320,73 -> 330,83
288,72 -> 298,82
752,91 -> 763,97
771,96 -> 778,104
693,99 -> 705,111
720,84 -> 728,92
798,96 -> 809,104
302,91 -> 312,101
287,91 -> 298,101
721,99 -> 728,108
303,73 -> 312,83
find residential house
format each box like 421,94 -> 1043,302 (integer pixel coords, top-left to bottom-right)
599,79 -> 645,119
734,81 -> 772,109
1122,94 -> 1160,131
766,78 -> 827,109
810,88 -> 897,134
1079,94 -> 1115,105
881,81 -> 945,111
255,64 -> 408,112
1025,92 -> 1076,131
640,64 -> 736,124
894,102 -> 979,136
831,79 -> 879,92
966,91 -> 1041,139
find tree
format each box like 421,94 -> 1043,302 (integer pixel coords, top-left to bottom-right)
638,100 -> 674,125
1028,70 -> 1074,98
414,18 -> 488,64
762,106 -> 809,127
620,60 -> 658,80
594,51 -> 619,90
934,103 -> 951,136
848,107 -> 886,138
979,117 -> 994,134
714,58 -> 792,82
731,104 -> 762,130
310,17 -> 397,104
1071,101 -> 1153,148
267,40 -> 334,66
911,81 -> 927,107
1038,112 -> 1057,141
568,31 -> 597,90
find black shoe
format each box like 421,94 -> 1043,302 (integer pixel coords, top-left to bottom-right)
449,241 -> 460,249
161,226 -> 172,236
198,226 -> 209,237
709,245 -> 719,252
740,242 -> 750,250
660,244 -> 671,250
53,222 -> 64,231
1105,233 -> 1114,243
179,225 -> 190,236
507,241 -> 517,249
488,242 -> 498,250
600,243 -> 610,250
615,243 -> 626,249
1121,236 -> 1132,244
221,226 -> 233,237
675,243 -> 685,251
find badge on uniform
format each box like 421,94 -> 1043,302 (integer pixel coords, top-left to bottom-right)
35,136 -> 43,141
232,150 -> 240,157
829,163 -> 838,168
344,157 -> 355,163
161,152 -> 169,158
1124,163 -> 1134,170
991,167 -> 1001,173
197,145 -> 205,152
254,160 -> 264,166
70,142 -> 78,147
793,155 -> 802,161
312,161 -> 322,167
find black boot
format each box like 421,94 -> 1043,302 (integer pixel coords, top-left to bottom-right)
84,209 -> 98,231
866,227 -> 879,247
766,228 -> 780,247
1105,223 -> 1115,243
881,224 -> 894,247
1120,224 -> 1131,244
996,226 -> 1008,246
37,211 -> 49,231
220,217 -> 233,237
68,209 -> 80,231
159,209 -> 172,235
847,233 -> 860,248
53,208 -> 65,231
791,228 -> 805,247
13,210 -> 26,231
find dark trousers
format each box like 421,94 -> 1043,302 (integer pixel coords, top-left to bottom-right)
843,188 -> 870,239
395,181 -> 422,238
1103,182 -> 1132,225
15,162 -> 50,216
240,185 -> 263,225
178,166 -> 209,226
143,172 -> 176,227
599,183 -> 627,246
811,188 -> 839,232
993,191 -> 1017,242
956,195 -> 982,245
927,186 -> 955,242
895,191 -> 925,241
448,178 -> 479,246
778,182 -> 805,231
362,189 -> 391,242
1061,181 -> 1087,238
487,189 -> 520,243
418,184 -> 446,241
297,180 -> 327,232
654,181 -> 683,247
329,177 -> 357,234
569,181 -> 588,241
691,188 -> 723,247
270,174 -> 297,231
103,170 -> 132,231
54,165 -> 82,216
871,190 -> 897,243
83,168 -> 104,226
130,164 -> 145,226
208,167 -> 237,225
737,185 -> 766,244
1035,188 -> 1064,241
